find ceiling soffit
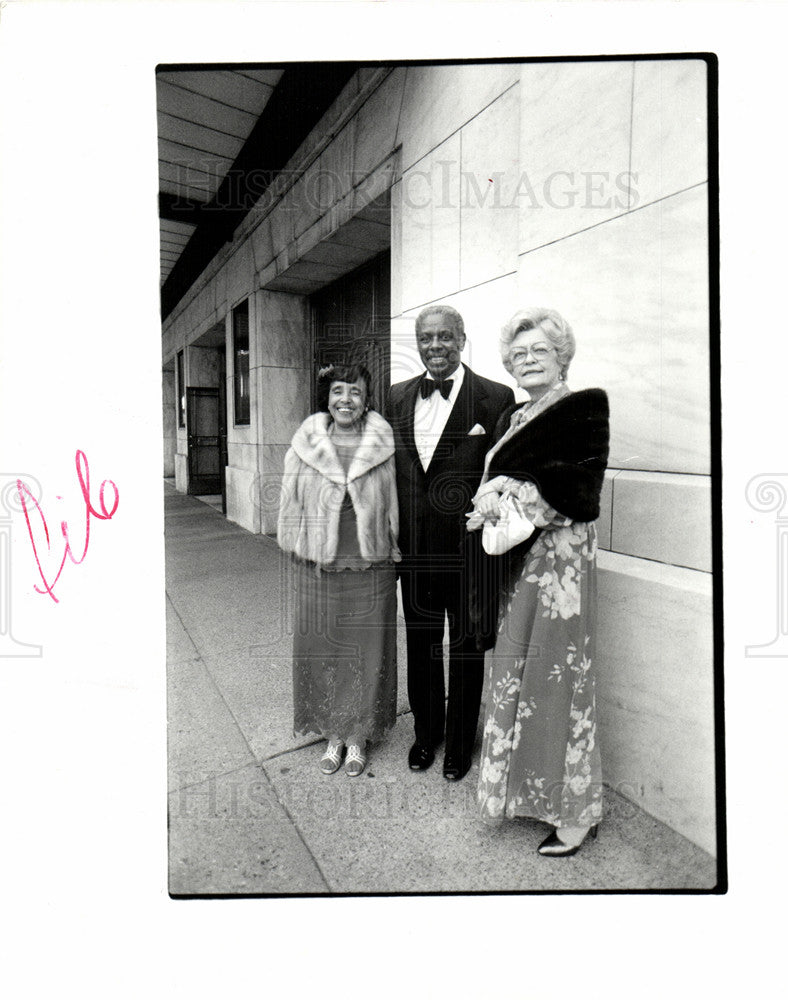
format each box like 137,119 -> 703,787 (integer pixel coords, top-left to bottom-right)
158,63 -> 361,321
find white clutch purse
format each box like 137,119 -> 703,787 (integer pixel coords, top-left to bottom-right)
481,490 -> 535,556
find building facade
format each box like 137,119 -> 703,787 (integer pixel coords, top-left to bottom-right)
160,59 -> 715,854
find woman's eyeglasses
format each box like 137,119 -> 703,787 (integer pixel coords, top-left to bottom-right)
510,344 -> 555,364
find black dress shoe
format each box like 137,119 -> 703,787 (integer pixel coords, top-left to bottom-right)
443,754 -> 472,781
408,743 -> 435,771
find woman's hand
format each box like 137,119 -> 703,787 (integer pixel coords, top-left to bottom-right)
474,475 -> 508,500
474,491 -> 501,521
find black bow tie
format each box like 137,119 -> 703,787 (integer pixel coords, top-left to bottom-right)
420,378 -> 453,400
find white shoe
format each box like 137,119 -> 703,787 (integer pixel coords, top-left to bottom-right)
319,739 -> 344,774
345,743 -> 367,777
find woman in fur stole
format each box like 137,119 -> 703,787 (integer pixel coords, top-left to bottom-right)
467,308 -> 609,856
277,363 -> 400,777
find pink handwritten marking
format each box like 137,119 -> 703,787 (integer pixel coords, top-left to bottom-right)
16,450 -> 119,604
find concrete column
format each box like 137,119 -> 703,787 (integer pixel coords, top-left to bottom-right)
162,369 -> 176,478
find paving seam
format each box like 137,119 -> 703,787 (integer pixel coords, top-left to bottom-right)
169,759 -> 266,796
259,768 -> 333,892
258,706 -> 415,765
166,591 -> 262,773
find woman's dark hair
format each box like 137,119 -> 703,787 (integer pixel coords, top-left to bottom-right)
316,362 -> 374,413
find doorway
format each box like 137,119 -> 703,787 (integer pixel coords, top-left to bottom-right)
186,387 -> 222,495
184,326 -> 228,504
311,250 -> 390,415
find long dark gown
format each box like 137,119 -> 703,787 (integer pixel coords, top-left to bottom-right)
291,440 -> 397,742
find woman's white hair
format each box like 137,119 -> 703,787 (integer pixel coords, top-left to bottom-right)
500,307 -> 576,377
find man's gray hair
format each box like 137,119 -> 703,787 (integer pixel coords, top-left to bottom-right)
415,304 -> 465,338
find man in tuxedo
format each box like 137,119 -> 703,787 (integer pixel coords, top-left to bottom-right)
387,305 -> 514,780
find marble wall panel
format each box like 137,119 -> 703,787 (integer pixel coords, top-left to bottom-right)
299,236 -> 371,272
517,62 -> 632,251
630,59 -> 708,209
254,290 -> 310,370
213,273 -> 224,315
163,438 -> 175,479
199,283 -> 217,325
275,259 -> 347,287
314,116 -> 357,212
161,321 -> 179,366
174,453 -> 188,493
213,264 -> 227,317
259,443 -> 289,534
291,170 -> 327,244
389,314 -> 422,385
162,369 -> 177,477
225,466 -> 261,534
519,60 -> 633,253
226,238 -> 256,309
597,470 -> 617,550
250,216 -> 274,274
611,470 -> 712,572
268,190 -> 297,263
258,366 -> 312,446
353,68 -> 406,180
195,309 -> 223,344
596,550 -> 715,854
517,185 -> 710,474
256,261 -> 276,292
176,420 -> 187,456
162,368 -> 176,412
390,180 -> 403,318
399,134 -> 461,311
399,63 -> 520,174
459,87 -> 519,289
349,155 -> 398,220
395,272 -> 519,387
226,441 -> 258,473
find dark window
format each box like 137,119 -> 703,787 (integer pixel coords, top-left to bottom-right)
233,300 -> 250,426
177,350 -> 185,427
311,250 -> 390,415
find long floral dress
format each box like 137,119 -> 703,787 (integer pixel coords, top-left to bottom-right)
477,384 -> 603,831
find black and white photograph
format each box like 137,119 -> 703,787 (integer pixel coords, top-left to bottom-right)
2,1 -> 785,996
159,56 -> 720,895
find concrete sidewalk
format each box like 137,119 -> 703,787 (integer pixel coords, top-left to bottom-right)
165,482 -> 718,894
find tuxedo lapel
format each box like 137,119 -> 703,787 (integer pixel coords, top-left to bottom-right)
396,375 -> 423,473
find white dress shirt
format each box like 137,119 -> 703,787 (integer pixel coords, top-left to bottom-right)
413,363 -> 465,471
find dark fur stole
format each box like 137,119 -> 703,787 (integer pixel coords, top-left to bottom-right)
467,388 -> 609,651
487,388 -> 609,522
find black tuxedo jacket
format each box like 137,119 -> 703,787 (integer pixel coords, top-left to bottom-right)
387,364 -> 514,560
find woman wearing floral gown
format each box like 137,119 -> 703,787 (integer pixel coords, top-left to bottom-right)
467,308 -> 609,856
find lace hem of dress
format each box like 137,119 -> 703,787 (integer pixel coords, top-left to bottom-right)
293,717 -> 397,743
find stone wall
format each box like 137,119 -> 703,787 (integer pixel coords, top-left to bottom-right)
387,60 -> 714,853
161,369 -> 176,478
